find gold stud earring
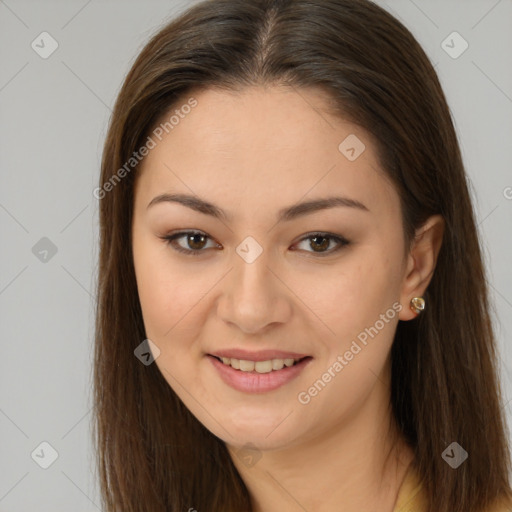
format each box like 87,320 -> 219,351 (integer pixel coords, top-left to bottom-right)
410,297 -> 425,314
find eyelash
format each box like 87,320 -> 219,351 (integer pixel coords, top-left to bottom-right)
160,230 -> 350,257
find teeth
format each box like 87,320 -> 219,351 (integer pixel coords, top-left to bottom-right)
255,360 -> 272,373
239,359 -> 255,372
272,359 -> 284,370
218,357 -> 301,373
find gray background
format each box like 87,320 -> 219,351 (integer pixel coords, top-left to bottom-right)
1,0 -> 511,510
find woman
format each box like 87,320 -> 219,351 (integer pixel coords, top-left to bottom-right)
93,0 -> 512,510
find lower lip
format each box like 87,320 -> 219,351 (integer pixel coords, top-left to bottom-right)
207,355 -> 312,393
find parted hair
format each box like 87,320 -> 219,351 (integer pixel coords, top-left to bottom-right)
93,1 -> 512,510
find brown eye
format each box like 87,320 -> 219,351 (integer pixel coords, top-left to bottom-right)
186,233 -> 208,250
161,231 -> 349,258
161,231 -> 219,256
293,232 -> 350,256
309,235 -> 330,252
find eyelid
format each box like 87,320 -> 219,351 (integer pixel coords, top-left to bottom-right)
160,230 -> 219,256
291,231 -> 350,257
160,230 -> 350,257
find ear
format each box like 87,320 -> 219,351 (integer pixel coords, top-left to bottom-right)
399,214 -> 445,321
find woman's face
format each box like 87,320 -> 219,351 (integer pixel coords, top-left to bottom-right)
132,85 -> 414,450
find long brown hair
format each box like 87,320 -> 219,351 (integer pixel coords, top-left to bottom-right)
93,1 -> 512,510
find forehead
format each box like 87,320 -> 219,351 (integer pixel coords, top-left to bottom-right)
135,86 -> 400,224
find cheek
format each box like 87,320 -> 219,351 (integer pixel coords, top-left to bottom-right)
295,244 -> 402,338
132,231 -> 208,340
293,250 -> 402,415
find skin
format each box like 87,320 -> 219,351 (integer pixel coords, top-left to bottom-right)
131,85 -> 444,512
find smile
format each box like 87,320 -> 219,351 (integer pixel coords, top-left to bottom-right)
213,356 -> 305,373
207,355 -> 313,393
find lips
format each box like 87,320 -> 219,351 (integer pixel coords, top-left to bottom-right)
207,354 -> 313,393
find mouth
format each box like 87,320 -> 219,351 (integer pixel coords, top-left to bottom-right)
208,354 -> 311,374
207,354 -> 313,393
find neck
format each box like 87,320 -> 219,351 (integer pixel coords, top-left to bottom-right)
227,367 -> 414,512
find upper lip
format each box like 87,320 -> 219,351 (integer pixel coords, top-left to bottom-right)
208,349 -> 311,362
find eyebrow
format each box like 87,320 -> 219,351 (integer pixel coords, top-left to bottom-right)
147,193 -> 369,222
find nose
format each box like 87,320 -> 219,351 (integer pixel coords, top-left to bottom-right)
216,250 -> 293,335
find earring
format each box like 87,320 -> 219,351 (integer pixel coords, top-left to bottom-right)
410,297 -> 425,314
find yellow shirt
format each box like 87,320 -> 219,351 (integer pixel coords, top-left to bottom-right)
393,465 -> 512,512
392,464 -> 426,511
